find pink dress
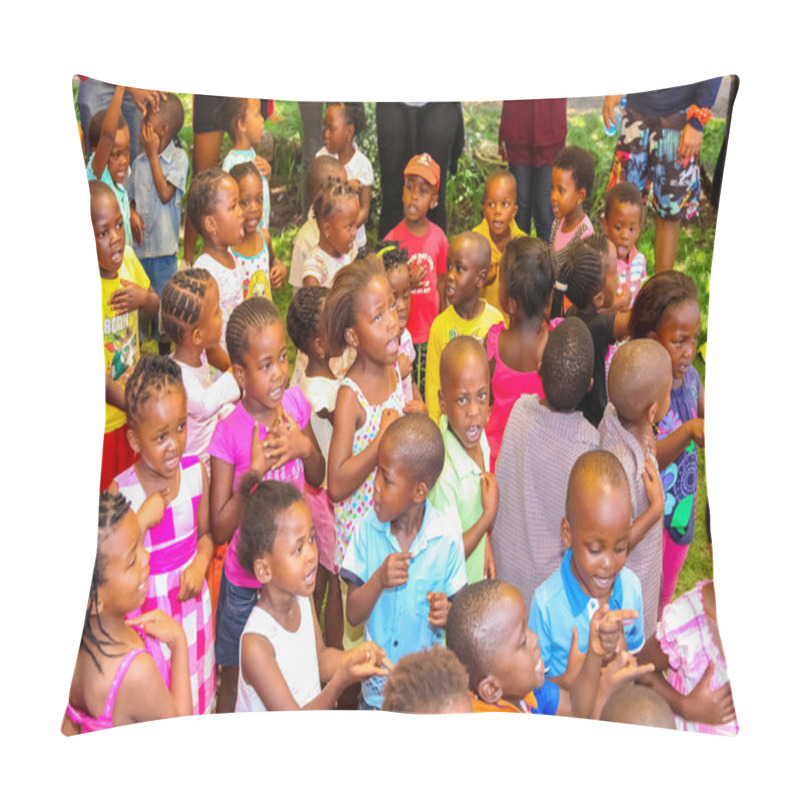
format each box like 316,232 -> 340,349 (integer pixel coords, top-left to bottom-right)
115,455 -> 215,715
64,626 -> 170,733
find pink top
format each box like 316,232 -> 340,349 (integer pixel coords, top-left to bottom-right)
553,214 -> 593,254
208,388 -> 311,588
64,626 -> 170,733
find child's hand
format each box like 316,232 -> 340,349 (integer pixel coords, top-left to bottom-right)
402,399 -> 428,416
594,651 -> 656,717
130,209 -> 144,246
339,642 -> 392,685
684,662 -> 736,725
269,260 -> 287,290
687,418 -> 705,448
560,627 -> 586,690
408,262 -> 426,291
397,351 -> 412,381
378,407 -> 400,434
254,155 -> 272,181
140,118 -> 160,160
178,558 -> 206,602
249,421 -> 280,476
109,279 -> 150,314
126,87 -> 167,115
264,412 -> 311,470
379,552 -> 412,589
479,472 -> 499,522
483,536 -> 496,580
348,178 -> 362,193
642,459 -> 664,516
427,591 -> 450,628
126,609 -> 186,652
589,604 -> 638,660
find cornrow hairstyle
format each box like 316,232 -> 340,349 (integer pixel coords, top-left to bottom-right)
186,167 -> 231,233
217,96 -> 249,139
236,480 -> 305,573
553,145 -> 595,196
326,102 -> 367,136
323,255 -> 386,356
539,316 -> 594,411
125,354 -> 185,425
160,268 -> 215,345
628,270 -> 699,340
558,240 -> 604,310
82,492 -> 133,672
382,647 -> 470,713
604,181 -> 644,219
502,237 -> 555,321
375,240 -> 409,272
88,107 -> 129,150
229,160 -> 261,184
287,286 -> 329,357
312,176 -> 358,224
307,155 -> 345,203
226,295 -> 283,366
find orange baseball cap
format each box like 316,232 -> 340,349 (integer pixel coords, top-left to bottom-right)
404,153 -> 440,193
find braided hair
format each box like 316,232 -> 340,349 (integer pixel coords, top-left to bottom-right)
376,240 -> 409,273
326,102 -> 367,136
225,296 -> 283,367
558,240 -> 605,311
125,354 -> 185,425
286,286 -> 328,357
160,268 -> 215,345
312,176 -> 357,224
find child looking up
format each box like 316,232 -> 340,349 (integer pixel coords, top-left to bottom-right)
429,337 -> 497,584
484,237 -> 558,471
549,145 -> 595,269
492,317 -> 598,612
629,270 -> 704,612
472,170 -> 525,314
235,480 -> 389,712
602,182 -> 647,309
340,414 -> 467,710
317,102 -> 374,256
425,232 -> 503,422
94,181 -> 159,491
600,340 -> 672,638
64,492 -> 192,733
386,153 -> 449,397
530,450 -> 645,682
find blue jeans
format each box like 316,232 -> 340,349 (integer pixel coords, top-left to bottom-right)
214,571 -> 259,668
78,78 -> 143,162
509,162 -> 554,240
140,255 -> 177,343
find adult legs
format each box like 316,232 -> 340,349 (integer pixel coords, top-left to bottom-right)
299,102 -> 325,217
531,163 -> 554,240
376,102 -> 415,239
654,217 -> 680,272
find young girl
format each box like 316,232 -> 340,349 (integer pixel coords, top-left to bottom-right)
484,237 -> 558,472
286,286 -> 342,647
235,479 -> 388,711
230,161 -> 287,301
629,270 -> 705,612
220,96 -> 271,230
325,257 -> 407,648
111,355 -> 216,715
208,296 -> 325,713
302,178 -> 360,288
317,102 -> 373,256
64,491 -> 192,733
185,167 -> 245,369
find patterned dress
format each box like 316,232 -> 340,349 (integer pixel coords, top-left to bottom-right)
333,367 -> 405,571
116,455 -> 216,715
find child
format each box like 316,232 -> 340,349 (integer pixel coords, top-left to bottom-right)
549,145 -> 595,271
429,337 -> 497,584
111,355 -> 216,715
185,167 -> 245,368
317,102 -> 374,256
64,492 -> 192,733
94,181 -> 159,491
491,317 -> 598,612
599,340 -> 672,638
446,580 -> 651,716
286,286 -> 342,647
208,296 -> 325,713
220,96 -> 271,230
385,153 -> 449,398
561,234 -> 630,427
128,93 -> 189,353
530,450 -> 645,681
602,182 -> 647,309
629,270 -> 705,612
483,237 -> 558,471
340,414 -> 468,709
230,161 -> 287,301
472,169 -> 525,314
599,684 -> 676,729
302,179 -> 360,288
424,231 -> 503,422
235,480 -> 389,711
382,647 -> 472,714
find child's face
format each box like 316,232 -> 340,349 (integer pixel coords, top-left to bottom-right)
562,480 -> 632,604
237,173 -> 264,235
445,237 -> 487,309
551,167 -> 584,221
403,175 -> 437,224
373,439 -> 420,524
604,201 -> 641,262
236,321 -> 289,413
439,350 -> 490,452
97,510 -> 150,618
108,126 -> 131,186
242,98 -> 264,147
323,105 -> 352,156
321,197 -> 359,258
264,501 -> 318,597
482,176 -> 518,242
386,264 -> 411,333
129,387 -> 188,481
651,300 -> 701,385
208,176 -> 245,246
600,239 -> 619,309
350,275 -> 399,366
195,279 -> 224,350
92,193 -> 125,277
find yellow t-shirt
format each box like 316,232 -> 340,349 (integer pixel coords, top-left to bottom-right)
101,246 -> 150,433
473,217 -> 527,317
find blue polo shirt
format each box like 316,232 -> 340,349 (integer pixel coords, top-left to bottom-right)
529,549 -> 644,677
340,501 -> 467,709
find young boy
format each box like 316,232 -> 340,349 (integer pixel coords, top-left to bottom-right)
599,339 -> 671,638
429,337 -> 497,584
424,232 -> 503,421
94,181 -> 159,491
340,414 -> 467,710
385,153 -> 449,398
602,182 -> 647,310
529,450 -> 645,682
472,170 -> 525,315
492,316 -> 599,612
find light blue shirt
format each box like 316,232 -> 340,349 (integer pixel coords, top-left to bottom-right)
529,549 -> 644,677
129,141 -> 189,259
340,501 -> 467,708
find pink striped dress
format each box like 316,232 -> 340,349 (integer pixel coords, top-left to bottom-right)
116,455 -> 215,715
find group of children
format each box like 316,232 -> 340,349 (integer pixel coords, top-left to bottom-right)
67,90 -> 735,734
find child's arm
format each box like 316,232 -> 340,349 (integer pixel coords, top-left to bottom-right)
263,412 -> 325,488
206,345 -> 232,373
109,280 -> 159,319
178,463 -> 214,601
627,459 -> 664,551
612,308 -> 631,341
140,118 -> 177,204
351,182 -> 372,229
607,284 -> 632,313
105,373 -> 127,411
655,418 -> 704,471
88,85 -> 125,181
345,552 -> 413,627
184,369 -> 240,421
264,231 -> 287,290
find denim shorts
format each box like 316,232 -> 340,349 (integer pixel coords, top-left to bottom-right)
215,571 -> 259,668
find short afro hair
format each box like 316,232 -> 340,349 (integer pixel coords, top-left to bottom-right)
554,145 -> 595,196
484,169 -> 517,201
380,414 -> 445,491
607,339 -> 672,424
89,179 -> 119,216
599,683 -> 676,729
326,102 -> 367,136
88,107 -> 128,150
604,181 -> 644,219
539,317 -> 593,411
439,335 -> 489,391
564,450 -> 631,523
152,92 -> 185,142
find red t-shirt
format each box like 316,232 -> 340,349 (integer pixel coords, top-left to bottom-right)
386,219 -> 449,345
